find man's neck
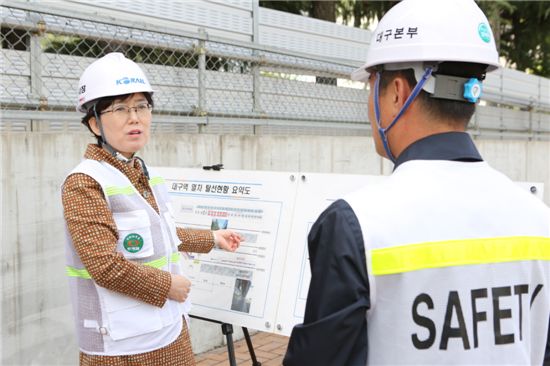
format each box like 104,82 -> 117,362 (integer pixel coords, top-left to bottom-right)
388,116 -> 467,159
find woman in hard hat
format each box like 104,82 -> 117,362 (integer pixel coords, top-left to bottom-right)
62,52 -> 242,365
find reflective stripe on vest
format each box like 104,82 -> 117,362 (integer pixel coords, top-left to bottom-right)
104,176 -> 165,196
372,236 -> 550,276
66,252 -> 181,279
149,176 -> 165,186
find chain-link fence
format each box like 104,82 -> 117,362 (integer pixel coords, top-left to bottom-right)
1,3 -> 370,135
1,2 -> 549,138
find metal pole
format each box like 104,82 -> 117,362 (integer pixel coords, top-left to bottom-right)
243,327 -> 262,366
29,16 -> 46,111
251,0 -> 262,118
221,323 -> 237,366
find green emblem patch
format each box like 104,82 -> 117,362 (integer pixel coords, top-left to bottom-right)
123,233 -> 144,253
478,23 -> 491,43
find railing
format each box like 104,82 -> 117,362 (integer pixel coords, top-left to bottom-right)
1,1 -> 548,139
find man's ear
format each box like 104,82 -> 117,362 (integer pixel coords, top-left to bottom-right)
391,76 -> 413,110
88,116 -> 101,136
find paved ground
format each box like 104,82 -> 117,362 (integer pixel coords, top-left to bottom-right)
195,332 -> 289,366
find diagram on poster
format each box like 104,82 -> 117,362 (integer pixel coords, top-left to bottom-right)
154,167 -> 544,336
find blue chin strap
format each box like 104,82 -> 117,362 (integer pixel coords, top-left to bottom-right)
373,67 -> 434,163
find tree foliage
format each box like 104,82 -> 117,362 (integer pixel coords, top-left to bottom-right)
337,0 -> 398,28
260,1 -> 336,21
478,1 -> 550,77
260,0 -> 550,77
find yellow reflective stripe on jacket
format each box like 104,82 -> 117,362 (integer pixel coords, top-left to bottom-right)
170,252 -> 181,263
66,252 -> 180,279
66,266 -> 92,279
371,236 -> 550,276
104,185 -> 135,196
149,176 -> 165,186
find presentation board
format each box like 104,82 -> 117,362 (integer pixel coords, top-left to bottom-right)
273,172 -> 384,335
155,167 -> 384,336
155,168 -> 298,334
154,167 -> 544,336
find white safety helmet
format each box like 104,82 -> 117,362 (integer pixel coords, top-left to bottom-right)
76,52 -> 154,113
351,0 -> 500,86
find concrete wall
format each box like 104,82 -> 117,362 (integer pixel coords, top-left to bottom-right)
1,132 -> 549,365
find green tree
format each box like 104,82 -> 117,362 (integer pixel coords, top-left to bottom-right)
337,0 -> 397,28
479,1 -> 550,77
259,1 -> 312,15
260,0 -> 337,21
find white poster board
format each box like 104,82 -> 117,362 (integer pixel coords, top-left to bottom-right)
273,172 -> 384,335
155,167 -> 298,333
155,167 -> 544,336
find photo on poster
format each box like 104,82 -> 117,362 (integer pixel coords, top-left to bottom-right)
231,278 -> 252,313
211,218 -> 229,230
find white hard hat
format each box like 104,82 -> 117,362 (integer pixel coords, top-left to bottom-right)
351,0 -> 500,81
76,52 -> 154,113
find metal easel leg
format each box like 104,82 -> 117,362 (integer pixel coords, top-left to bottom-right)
242,327 -> 262,366
221,323 -> 237,366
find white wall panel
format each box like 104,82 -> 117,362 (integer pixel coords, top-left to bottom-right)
2,49 -> 30,76
0,76 -> 31,104
205,71 -> 253,91
259,25 -> 367,65
65,0 -> 253,41
152,86 -> 199,112
477,140 -> 528,181
259,7 -> 369,64
206,90 -> 253,114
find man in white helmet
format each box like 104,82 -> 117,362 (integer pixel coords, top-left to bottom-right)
62,52 -> 243,365
284,1 -> 550,365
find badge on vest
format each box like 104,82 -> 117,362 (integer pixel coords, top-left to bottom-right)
123,233 -> 144,253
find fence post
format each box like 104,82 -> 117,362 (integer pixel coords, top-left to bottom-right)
195,28 -> 207,133
197,31 -> 207,115
251,0 -> 262,120
29,16 -> 46,110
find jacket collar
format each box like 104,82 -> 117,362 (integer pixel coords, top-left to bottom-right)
394,132 -> 482,170
83,143 -> 142,177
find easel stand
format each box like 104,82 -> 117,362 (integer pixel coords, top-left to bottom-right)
191,315 -> 262,366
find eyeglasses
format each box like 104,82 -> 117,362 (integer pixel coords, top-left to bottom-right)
100,103 -> 153,119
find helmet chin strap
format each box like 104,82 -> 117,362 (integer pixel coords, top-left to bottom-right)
373,67 -> 433,163
92,104 -> 133,164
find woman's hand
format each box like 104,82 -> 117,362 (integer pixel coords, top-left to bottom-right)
167,274 -> 191,302
213,229 -> 243,252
